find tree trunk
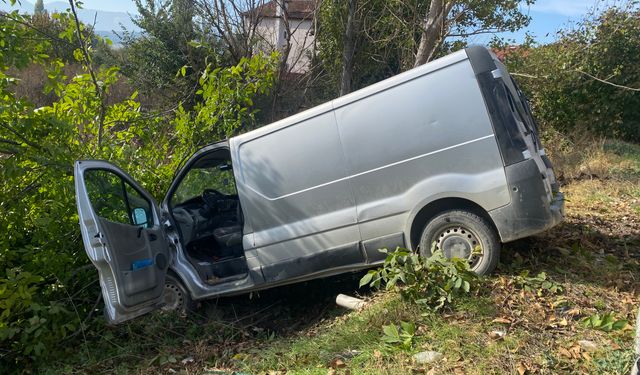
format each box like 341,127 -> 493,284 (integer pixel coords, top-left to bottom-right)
270,0 -> 293,120
340,0 -> 357,96
414,0 -> 451,67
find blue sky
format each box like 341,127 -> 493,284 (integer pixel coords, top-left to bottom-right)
473,0 -> 606,44
44,0 -> 139,13
29,0 -> 604,44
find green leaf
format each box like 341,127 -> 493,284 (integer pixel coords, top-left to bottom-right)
359,271 -> 374,288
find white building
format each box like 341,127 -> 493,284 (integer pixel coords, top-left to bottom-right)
246,0 -> 316,74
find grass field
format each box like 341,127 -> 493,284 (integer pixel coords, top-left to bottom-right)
40,139 -> 640,375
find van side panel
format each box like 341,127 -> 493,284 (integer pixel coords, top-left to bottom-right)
333,58 -> 510,250
232,109 -> 362,281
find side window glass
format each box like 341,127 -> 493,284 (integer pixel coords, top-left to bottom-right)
172,162 -> 236,206
84,169 -> 154,228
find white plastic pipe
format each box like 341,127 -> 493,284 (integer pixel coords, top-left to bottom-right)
632,306 -> 640,375
336,294 -> 366,310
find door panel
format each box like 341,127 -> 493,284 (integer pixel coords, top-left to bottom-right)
334,60 -> 509,245
75,161 -> 170,324
231,108 -> 363,279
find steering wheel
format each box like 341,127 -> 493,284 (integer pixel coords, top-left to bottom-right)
201,188 -> 224,210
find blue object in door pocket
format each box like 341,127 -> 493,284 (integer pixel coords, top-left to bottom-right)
132,258 -> 153,270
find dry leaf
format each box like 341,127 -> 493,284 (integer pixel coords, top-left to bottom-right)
568,345 -> 582,359
566,308 -> 581,316
329,358 -> 346,369
621,295 -> 635,305
558,347 -> 572,358
516,362 -> 527,375
492,317 -> 512,324
610,341 -> 621,350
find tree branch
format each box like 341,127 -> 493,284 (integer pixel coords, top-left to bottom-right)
574,69 -> 640,92
68,0 -> 106,152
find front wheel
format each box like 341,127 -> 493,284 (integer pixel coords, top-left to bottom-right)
162,274 -> 196,316
418,210 -> 500,275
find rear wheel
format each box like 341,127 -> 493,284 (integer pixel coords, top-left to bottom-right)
162,274 -> 195,316
418,210 -> 500,275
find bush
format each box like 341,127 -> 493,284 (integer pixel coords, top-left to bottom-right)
360,247 -> 479,311
0,9 -> 276,370
505,4 -> 640,142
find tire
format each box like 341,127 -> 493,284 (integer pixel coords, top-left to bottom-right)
418,210 -> 500,275
162,274 -> 196,316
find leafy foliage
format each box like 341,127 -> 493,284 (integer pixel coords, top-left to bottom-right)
582,312 -> 629,332
173,52 -> 278,151
360,247 -> 478,311
0,5 -> 276,369
317,0 -> 533,95
513,271 -> 563,296
505,4 -> 640,142
381,321 -> 416,350
118,0 -> 226,110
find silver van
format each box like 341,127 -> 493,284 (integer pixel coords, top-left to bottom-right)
75,46 -> 564,323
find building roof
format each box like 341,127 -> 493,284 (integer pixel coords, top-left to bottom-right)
492,45 -> 527,62
245,0 -> 315,20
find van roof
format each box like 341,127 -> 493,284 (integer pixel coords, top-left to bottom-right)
232,46 -> 490,144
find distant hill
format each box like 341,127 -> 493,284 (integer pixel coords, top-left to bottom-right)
0,1 -> 140,44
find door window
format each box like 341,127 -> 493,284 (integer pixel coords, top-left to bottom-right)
84,169 -> 154,227
172,160 -> 236,206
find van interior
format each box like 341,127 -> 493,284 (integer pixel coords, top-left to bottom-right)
169,149 -> 248,283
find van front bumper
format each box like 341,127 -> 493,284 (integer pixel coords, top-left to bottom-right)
488,159 -> 565,243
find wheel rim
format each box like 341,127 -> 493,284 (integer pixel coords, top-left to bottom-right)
162,282 -> 184,312
434,225 -> 483,267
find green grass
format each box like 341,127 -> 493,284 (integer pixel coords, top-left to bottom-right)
234,283 -> 635,374
602,139 -> 640,178
234,294 -> 419,374
36,312 -> 244,374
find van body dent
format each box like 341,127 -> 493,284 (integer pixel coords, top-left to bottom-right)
75,46 -> 564,323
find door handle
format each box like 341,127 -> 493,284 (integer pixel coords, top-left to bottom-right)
148,233 -> 158,241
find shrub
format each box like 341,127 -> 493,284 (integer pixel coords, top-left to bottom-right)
360,247 -> 479,311
0,8 -> 277,369
505,4 -> 640,142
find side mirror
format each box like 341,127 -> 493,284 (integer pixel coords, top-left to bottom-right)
132,207 -> 149,227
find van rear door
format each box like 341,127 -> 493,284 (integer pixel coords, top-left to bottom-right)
498,69 -> 559,195
470,46 -> 558,199
504,75 -> 559,191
